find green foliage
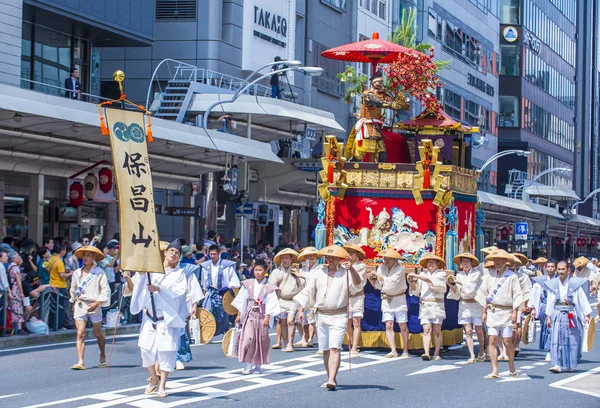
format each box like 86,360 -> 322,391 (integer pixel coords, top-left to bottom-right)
337,66 -> 367,105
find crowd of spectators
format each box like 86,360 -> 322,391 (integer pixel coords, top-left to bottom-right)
0,228 -> 306,337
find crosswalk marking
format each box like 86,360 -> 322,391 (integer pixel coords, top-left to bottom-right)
549,366 -> 600,398
519,365 -> 535,370
533,362 -> 548,366
23,351 -> 401,408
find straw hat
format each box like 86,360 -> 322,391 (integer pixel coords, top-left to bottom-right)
74,245 -> 105,262
159,241 -> 170,251
533,257 -> 548,265
522,313 -> 534,345
222,288 -> 240,316
273,248 -> 299,265
485,249 -> 514,262
317,245 -> 349,259
586,318 -> 596,352
453,252 -> 480,267
484,260 -> 494,269
222,328 -> 236,358
378,248 -> 402,260
480,246 -> 498,256
574,256 -> 590,268
195,308 -> 216,344
298,246 -> 321,262
514,253 -> 528,266
419,253 -> 446,269
344,244 -> 366,260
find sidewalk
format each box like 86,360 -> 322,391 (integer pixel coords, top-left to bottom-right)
0,323 -> 140,350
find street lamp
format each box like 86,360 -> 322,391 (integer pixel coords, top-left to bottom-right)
512,167 -> 572,200
201,65 -> 324,129
476,150 -> 531,174
570,187 -> 600,214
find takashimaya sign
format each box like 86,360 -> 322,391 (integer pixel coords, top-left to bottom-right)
242,0 -> 296,73
254,6 -> 287,47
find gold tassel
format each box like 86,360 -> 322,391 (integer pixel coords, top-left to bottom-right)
146,115 -> 153,143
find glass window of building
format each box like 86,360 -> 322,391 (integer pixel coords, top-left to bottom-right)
322,0 -> 347,10
499,96 -> 519,127
443,89 -> 461,120
500,44 -> 520,76
500,0 -> 520,24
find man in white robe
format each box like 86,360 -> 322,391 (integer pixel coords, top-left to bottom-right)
344,244 -> 367,356
408,253 -> 447,361
448,253 -> 485,362
175,261 -> 204,370
528,259 -> 557,361
296,247 -> 321,347
269,248 -> 303,352
511,254 -> 532,356
372,248 -> 409,358
295,245 -> 361,391
476,249 -> 523,379
130,240 -> 187,398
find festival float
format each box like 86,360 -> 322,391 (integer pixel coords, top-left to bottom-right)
317,33 -> 485,350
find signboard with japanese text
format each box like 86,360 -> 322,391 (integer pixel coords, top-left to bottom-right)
105,108 -> 164,274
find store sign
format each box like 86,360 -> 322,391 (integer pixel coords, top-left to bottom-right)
105,108 -> 163,274
467,74 -> 495,97
503,26 -> 518,42
242,0 -> 296,75
526,33 -> 541,53
292,160 -> 322,172
167,207 -> 204,217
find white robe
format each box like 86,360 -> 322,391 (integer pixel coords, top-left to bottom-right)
294,265 -> 349,317
476,270 -> 523,328
544,278 -> 592,322
231,278 -> 280,322
447,265 -> 483,319
409,269 -> 446,320
201,261 -> 240,290
184,272 -> 204,317
516,266 -> 533,306
528,275 -> 553,318
374,262 -> 407,313
269,265 -> 305,313
349,262 -> 367,314
130,268 -> 187,352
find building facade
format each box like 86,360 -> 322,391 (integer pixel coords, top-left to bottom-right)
419,0 -> 501,192
496,0 -> 576,197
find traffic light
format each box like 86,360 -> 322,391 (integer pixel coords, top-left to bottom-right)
258,204 -> 269,226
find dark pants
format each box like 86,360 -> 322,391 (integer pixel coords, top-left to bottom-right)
271,86 -> 281,99
50,288 -> 68,330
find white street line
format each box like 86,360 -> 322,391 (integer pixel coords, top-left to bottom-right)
549,366 -> 600,398
0,394 -> 23,400
22,351 -> 399,408
533,362 -> 548,366
407,365 -> 461,376
519,365 -> 535,369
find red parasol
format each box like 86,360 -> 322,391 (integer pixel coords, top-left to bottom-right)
321,32 -> 421,76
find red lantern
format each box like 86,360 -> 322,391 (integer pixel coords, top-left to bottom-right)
577,238 -> 583,247
591,238 -> 597,247
501,227 -> 509,238
98,167 -> 112,193
556,238 -> 562,246
69,181 -> 84,208
566,234 -> 572,243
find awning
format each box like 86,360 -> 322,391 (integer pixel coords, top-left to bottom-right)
569,214 -> 600,228
477,191 -> 564,220
189,94 -> 345,142
249,159 -> 318,207
0,84 -> 282,189
524,185 -> 580,201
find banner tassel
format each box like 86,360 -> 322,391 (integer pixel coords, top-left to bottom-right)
146,115 -> 154,143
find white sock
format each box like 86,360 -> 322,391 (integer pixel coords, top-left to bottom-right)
244,363 -> 253,371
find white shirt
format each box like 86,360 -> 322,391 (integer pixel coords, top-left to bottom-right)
0,263 -> 8,291
202,261 -> 240,290
231,278 -> 280,322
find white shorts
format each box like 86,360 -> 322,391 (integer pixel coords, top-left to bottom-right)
303,311 -> 315,325
382,311 -> 408,323
316,313 -> 347,352
278,311 -> 296,321
141,348 -> 177,372
458,316 -> 483,326
75,313 -> 103,324
420,318 -> 443,325
487,326 -> 514,337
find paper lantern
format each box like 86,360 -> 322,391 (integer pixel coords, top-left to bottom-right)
501,227 -> 509,237
577,238 -> 583,247
84,173 -> 98,200
591,238 -> 597,247
98,167 -> 112,193
566,234 -> 572,243
556,238 -> 562,246
70,181 -> 84,208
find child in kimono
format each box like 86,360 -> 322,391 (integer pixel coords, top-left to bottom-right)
233,259 -> 280,374
545,261 -> 592,373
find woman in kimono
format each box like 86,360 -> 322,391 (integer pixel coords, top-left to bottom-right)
69,246 -> 110,370
269,248 -> 303,352
295,245 -> 362,391
372,248 -> 409,359
130,240 -> 187,398
408,253 -> 447,361
447,253 -> 485,363
527,259 -> 557,361
545,261 -> 592,373
296,246 -> 321,347
233,259 -> 280,374
343,244 -> 367,356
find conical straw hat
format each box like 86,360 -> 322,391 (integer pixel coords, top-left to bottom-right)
378,248 -> 402,260
318,245 -> 349,259
273,248 -> 299,265
298,247 -> 321,262
419,253 -> 446,269
344,244 -> 366,260
453,252 -> 480,267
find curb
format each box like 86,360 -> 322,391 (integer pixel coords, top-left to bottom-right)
0,324 -> 140,350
